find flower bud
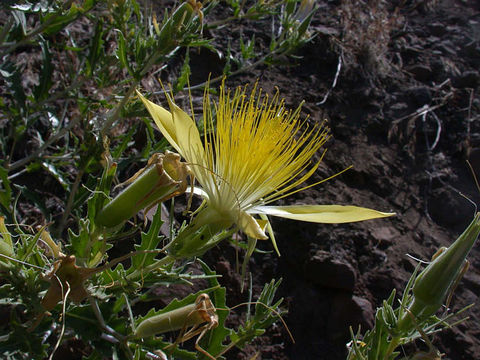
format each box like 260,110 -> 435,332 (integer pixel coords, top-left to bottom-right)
134,293 -> 217,338
96,152 -> 189,228
396,212 -> 480,332
156,1 -> 201,53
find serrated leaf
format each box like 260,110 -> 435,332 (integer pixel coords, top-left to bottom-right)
129,206 -> 164,271
68,218 -> 91,260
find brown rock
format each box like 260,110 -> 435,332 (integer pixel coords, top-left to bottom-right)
327,294 -> 375,342
305,251 -> 356,292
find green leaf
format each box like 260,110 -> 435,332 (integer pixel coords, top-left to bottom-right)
116,30 -> 134,77
68,218 -> 91,260
10,9 -> 27,39
285,0 -> 296,16
66,301 -> 128,359
86,19 -> 105,77
33,40 -> 53,102
0,164 -> 12,212
129,206 -> 164,271
41,161 -> 68,190
1,309 -> 49,359
89,157 -> 117,224
297,11 -> 315,38
17,224 -> 44,262
174,50 -> 191,93
111,126 -> 136,159
228,279 -> 284,350
40,3 -> 90,36
0,59 -> 26,111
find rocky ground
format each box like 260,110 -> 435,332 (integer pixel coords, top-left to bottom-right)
206,0 -> 480,359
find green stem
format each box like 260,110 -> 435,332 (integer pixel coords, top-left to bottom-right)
100,82 -> 138,137
125,254 -> 175,281
57,167 -> 85,237
384,336 -> 401,359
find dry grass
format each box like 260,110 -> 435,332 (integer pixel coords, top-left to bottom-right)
338,0 -> 404,80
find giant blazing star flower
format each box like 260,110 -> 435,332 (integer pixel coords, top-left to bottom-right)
137,81 -> 393,247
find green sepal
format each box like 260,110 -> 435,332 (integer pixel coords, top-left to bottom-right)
397,213 -> 480,332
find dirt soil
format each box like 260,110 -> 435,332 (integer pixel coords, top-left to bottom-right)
4,0 -> 480,359
203,0 -> 480,359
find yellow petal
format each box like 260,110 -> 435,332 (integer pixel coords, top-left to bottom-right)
163,94 -> 207,171
136,91 -> 181,153
251,205 -> 395,223
137,90 -> 209,185
237,211 -> 268,240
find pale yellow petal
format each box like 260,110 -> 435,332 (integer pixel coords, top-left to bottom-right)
137,90 -> 208,185
251,205 -> 395,223
167,95 -> 205,167
136,91 -> 181,153
237,211 -> 268,240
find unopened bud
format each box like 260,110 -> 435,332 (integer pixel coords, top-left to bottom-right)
156,1 -> 201,54
134,293 -> 217,338
96,152 -> 189,228
396,212 -> 480,332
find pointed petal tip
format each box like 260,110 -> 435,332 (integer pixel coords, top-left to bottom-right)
251,205 -> 396,224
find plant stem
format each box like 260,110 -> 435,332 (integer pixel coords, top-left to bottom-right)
125,254 -> 175,281
100,82 -> 138,137
384,336 -> 401,359
57,167 -> 85,237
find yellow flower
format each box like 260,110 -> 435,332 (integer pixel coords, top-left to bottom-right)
137,81 -> 394,243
